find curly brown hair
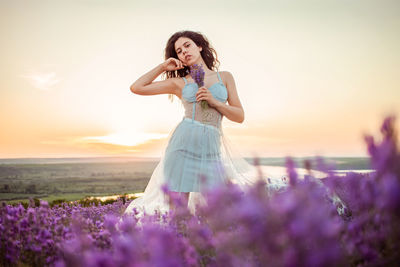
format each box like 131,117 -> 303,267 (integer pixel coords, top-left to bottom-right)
162,30 -> 220,101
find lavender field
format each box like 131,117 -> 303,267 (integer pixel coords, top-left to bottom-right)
1,115 -> 399,267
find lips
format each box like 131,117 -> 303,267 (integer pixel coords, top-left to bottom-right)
185,55 -> 191,60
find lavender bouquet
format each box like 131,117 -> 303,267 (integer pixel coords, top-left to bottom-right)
190,63 -> 208,109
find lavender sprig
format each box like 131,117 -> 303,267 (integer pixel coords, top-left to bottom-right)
189,64 -> 208,109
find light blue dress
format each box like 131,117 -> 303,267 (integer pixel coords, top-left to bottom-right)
122,71 -> 348,218
123,71 -> 286,217
163,71 -> 229,192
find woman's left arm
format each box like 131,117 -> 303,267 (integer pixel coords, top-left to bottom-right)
213,71 -> 244,123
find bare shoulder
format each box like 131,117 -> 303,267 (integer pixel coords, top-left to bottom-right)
219,71 -> 236,88
173,76 -> 187,98
159,76 -> 185,98
173,76 -> 186,87
219,71 -> 242,106
219,71 -> 233,77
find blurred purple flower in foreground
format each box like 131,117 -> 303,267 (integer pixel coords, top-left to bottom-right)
1,115 -> 399,266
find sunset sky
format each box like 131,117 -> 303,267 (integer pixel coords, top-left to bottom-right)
1,0 -> 399,159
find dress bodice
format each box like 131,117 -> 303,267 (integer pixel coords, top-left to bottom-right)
181,72 -> 228,128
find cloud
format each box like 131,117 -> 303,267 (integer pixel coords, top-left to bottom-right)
81,132 -> 169,147
73,135 -> 169,156
40,132 -> 169,156
20,71 -> 61,90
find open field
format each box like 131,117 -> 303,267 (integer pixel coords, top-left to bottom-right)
0,161 -> 157,204
0,157 -> 371,204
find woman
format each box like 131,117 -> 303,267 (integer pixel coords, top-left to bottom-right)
123,30 -> 287,217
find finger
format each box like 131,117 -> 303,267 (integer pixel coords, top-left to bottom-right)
197,91 -> 207,97
197,94 -> 208,101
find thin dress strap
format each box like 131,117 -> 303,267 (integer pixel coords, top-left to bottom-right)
217,71 -> 222,83
182,77 -> 187,84
216,71 -> 223,126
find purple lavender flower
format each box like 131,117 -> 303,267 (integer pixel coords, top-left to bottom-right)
189,63 -> 208,109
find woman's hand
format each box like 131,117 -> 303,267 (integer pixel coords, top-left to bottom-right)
195,86 -> 219,108
161,57 -> 186,71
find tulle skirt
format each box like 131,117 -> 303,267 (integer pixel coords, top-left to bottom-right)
163,117 -> 227,192
123,117 -> 289,217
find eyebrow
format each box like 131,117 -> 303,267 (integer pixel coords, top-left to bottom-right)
176,41 -> 189,52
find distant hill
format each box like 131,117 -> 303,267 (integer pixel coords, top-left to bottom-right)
0,156 -> 371,170
244,157 -> 371,170
0,157 -> 161,165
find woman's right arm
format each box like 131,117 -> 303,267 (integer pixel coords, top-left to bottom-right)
130,58 -> 185,97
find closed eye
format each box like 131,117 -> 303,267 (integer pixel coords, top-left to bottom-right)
177,43 -> 190,54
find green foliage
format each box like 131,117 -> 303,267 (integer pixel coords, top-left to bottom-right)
50,198 -> 68,207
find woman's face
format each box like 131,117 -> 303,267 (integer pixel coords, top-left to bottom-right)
174,37 -> 202,66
